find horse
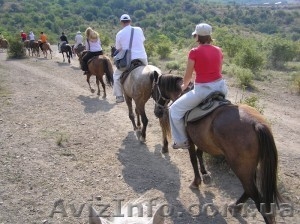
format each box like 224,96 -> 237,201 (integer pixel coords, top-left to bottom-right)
72,43 -> 85,57
120,65 -> 166,142
78,52 -> 114,98
38,41 -> 52,59
0,38 -> 9,51
30,41 -> 40,57
110,46 -> 117,57
23,40 -> 31,55
58,43 -> 72,63
151,73 -> 283,224
24,40 -> 40,57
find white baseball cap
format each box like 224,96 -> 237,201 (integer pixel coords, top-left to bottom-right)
192,23 -> 212,36
120,14 -> 131,21
77,31 -> 81,34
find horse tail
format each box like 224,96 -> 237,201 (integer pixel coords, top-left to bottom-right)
103,57 -> 114,87
160,109 -> 171,142
255,123 -> 283,209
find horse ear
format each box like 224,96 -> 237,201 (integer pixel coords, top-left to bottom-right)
152,205 -> 165,224
89,207 -> 102,224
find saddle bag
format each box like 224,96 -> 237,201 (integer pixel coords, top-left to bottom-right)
114,49 -> 131,71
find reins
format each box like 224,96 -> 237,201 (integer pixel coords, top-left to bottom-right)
151,75 -> 171,110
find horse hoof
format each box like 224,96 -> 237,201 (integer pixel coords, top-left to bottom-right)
189,182 -> 200,189
135,130 -> 141,140
139,136 -> 146,143
161,146 -> 169,154
102,95 -> 106,99
91,89 -> 95,93
202,173 -> 211,184
97,92 -> 100,96
228,203 -> 243,215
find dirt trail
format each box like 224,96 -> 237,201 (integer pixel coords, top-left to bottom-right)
0,50 -> 299,224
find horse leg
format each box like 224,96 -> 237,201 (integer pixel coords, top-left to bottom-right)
188,144 -> 202,189
196,148 -> 211,184
87,74 -> 95,93
124,96 -> 138,132
135,108 -> 141,130
68,53 -> 71,63
63,53 -> 65,62
99,77 -> 106,98
95,77 -> 101,96
139,110 -> 148,143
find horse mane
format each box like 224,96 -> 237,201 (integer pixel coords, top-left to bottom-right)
159,74 -> 182,93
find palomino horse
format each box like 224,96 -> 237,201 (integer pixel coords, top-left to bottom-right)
0,38 -> 9,51
78,52 -> 114,98
151,73 -> 282,224
121,65 -> 165,142
58,43 -> 72,63
38,41 -> 52,59
72,44 -> 85,57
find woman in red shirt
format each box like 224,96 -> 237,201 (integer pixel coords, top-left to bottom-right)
169,23 -> 228,149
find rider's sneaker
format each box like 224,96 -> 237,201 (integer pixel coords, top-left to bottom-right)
172,141 -> 190,149
116,96 -> 124,103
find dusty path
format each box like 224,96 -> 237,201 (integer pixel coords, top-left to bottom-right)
0,49 -> 299,224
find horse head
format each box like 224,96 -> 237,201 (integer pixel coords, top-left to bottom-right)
151,72 -> 182,118
110,46 -> 117,58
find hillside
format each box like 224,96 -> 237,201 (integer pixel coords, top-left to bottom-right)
0,0 -> 299,44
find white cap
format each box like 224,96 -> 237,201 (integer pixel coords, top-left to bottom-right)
77,31 -> 81,34
192,23 -> 212,36
120,14 -> 131,21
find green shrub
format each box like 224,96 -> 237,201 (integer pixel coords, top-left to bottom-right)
234,46 -> 265,74
166,61 -> 180,70
265,37 -> 298,69
7,39 -> 26,59
156,43 -> 171,59
240,95 -> 264,114
223,64 -> 254,87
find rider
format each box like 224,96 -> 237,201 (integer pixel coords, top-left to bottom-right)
169,23 -> 228,149
39,32 -> 47,51
74,31 -> 83,51
112,14 -> 148,103
59,32 -> 68,53
81,27 -> 103,75
28,31 -> 35,44
20,30 -> 27,42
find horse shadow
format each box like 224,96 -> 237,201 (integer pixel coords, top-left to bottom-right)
56,61 -> 71,66
77,95 -> 114,113
117,132 -> 230,223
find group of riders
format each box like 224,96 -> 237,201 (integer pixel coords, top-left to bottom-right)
20,30 -> 84,56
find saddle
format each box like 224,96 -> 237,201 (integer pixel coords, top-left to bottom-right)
120,59 -> 144,84
87,55 -> 103,65
184,91 -> 231,125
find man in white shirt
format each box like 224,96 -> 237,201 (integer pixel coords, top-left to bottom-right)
74,31 -> 83,49
113,14 -> 148,103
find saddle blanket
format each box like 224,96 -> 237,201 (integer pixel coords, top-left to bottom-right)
185,91 -> 231,125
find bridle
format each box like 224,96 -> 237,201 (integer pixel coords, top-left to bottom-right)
151,75 -> 170,110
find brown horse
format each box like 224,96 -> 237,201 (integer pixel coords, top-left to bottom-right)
78,52 -> 114,98
38,41 -> 52,59
24,40 -> 40,57
0,38 -> 9,51
151,73 -> 282,224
